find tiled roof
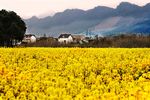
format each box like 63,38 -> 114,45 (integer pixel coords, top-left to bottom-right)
24,34 -> 36,38
58,34 -> 71,38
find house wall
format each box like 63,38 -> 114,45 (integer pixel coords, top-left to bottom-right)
22,36 -> 36,43
58,36 -> 73,44
30,36 -> 36,43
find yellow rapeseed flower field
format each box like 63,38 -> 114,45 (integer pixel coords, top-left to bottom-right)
0,48 -> 150,100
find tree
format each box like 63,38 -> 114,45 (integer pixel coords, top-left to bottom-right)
0,9 -> 26,47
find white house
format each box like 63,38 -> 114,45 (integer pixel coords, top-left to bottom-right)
58,34 -> 73,44
22,34 -> 36,43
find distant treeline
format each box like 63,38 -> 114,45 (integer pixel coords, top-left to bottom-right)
20,34 -> 150,48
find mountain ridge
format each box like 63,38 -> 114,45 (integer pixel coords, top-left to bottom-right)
24,2 -> 150,37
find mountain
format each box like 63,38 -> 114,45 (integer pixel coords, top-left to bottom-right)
24,2 -> 150,37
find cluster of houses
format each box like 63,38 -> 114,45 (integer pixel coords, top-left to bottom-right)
21,33 -> 90,45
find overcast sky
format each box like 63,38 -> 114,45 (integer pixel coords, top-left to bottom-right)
0,0 -> 150,19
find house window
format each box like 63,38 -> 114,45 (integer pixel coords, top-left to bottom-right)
64,40 -> 66,44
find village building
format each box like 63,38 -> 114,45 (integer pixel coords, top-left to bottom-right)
58,34 -> 73,44
12,40 -> 22,46
72,34 -> 86,43
22,34 -> 36,43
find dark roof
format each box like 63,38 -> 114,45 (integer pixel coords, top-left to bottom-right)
25,34 -> 36,37
24,34 -> 36,38
58,34 -> 72,38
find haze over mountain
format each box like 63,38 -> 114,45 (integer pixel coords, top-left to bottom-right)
24,2 -> 150,37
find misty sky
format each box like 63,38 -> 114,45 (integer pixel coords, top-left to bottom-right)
0,0 -> 150,19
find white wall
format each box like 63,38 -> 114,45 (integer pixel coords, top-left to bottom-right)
30,36 -> 36,43
58,36 -> 73,44
22,36 -> 36,43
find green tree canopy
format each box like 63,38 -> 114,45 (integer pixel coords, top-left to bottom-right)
0,9 -> 26,46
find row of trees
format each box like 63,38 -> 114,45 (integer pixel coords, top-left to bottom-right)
0,9 -> 26,47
